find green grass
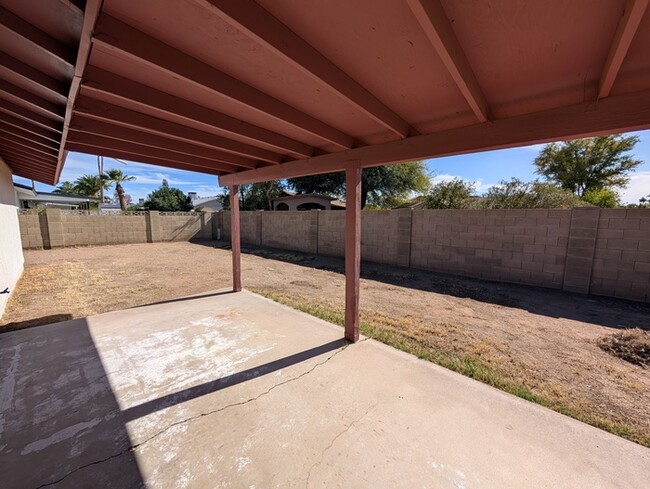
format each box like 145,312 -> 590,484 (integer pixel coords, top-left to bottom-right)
254,289 -> 650,448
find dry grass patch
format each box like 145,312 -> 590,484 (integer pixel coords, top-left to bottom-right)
599,328 -> 650,368
253,288 -> 650,448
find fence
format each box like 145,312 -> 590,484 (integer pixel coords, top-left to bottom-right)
17,207 -> 650,302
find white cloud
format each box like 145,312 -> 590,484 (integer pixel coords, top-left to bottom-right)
621,171 -> 650,204
430,174 -> 497,194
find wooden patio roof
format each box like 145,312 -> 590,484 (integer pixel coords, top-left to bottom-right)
1,0 -> 650,186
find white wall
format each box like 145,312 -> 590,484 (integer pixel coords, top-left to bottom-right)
0,158 -> 24,318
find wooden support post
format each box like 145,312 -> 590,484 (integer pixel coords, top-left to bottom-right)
344,166 -> 361,342
230,184 -> 242,292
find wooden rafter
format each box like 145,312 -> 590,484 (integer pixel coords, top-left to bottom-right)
92,14 -> 354,150
598,0 -> 649,99
196,0 -> 411,138
406,0 -> 489,122
81,67 -> 314,159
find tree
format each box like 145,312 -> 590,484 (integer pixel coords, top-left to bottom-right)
104,168 -> 135,211
72,174 -> 107,198
53,181 -> 77,195
143,181 -> 193,211
287,161 -> 430,209
477,179 -> 584,209
424,178 -> 475,209
534,135 -> 642,197
582,188 -> 620,208
220,181 -> 285,210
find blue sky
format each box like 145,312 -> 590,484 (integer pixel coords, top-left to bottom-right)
13,129 -> 650,204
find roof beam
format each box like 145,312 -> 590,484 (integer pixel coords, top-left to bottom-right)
66,144 -> 224,176
219,88 -> 650,186
65,132 -> 247,172
0,150 -> 55,170
0,100 -> 63,134
69,118 -> 260,169
0,112 -> 61,144
0,79 -> 65,120
0,143 -> 56,165
81,67 -> 313,159
0,132 -> 59,158
0,123 -> 60,151
0,6 -> 75,66
196,0 -> 410,138
598,0 -> 649,99
74,96 -> 281,164
0,53 -> 68,102
92,14 -> 354,150
54,0 -> 102,184
2,159 -> 54,180
406,0 -> 490,122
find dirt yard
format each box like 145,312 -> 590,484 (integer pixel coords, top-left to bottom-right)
2,241 -> 649,446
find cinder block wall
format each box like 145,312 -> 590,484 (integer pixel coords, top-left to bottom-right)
261,211 -> 318,254
18,208 -> 650,302
591,209 -> 650,301
411,209 -> 572,289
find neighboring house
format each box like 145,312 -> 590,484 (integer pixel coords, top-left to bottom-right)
98,203 -> 122,213
271,192 -> 345,211
14,183 -> 99,209
190,194 -> 224,212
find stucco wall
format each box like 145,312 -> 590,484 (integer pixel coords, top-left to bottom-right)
0,158 -> 24,318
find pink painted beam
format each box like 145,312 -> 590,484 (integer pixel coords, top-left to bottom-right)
73,96 -> 281,164
81,67 -> 313,159
598,0 -> 649,99
0,53 -> 68,101
66,132 -> 244,173
230,185 -> 242,293
0,6 -> 75,66
344,166 -> 362,343
197,0 -> 410,138
219,88 -> 650,186
69,117 -> 261,169
0,79 -> 65,120
65,143 -> 224,176
92,14 -> 354,150
55,0 -> 102,185
0,100 -> 63,134
406,0 -> 490,122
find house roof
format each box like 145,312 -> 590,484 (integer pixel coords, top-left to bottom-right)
1,1 -> 650,185
14,182 -> 99,203
271,193 -> 336,202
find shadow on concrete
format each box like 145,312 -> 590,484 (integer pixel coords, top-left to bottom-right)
130,289 -> 235,308
0,313 -> 73,334
121,338 -> 346,422
0,318 -> 146,488
200,241 -> 650,331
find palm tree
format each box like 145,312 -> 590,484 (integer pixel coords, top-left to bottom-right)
104,168 -> 136,210
53,181 -> 77,195
73,175 -> 106,198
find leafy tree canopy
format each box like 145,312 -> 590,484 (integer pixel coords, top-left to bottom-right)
424,178 -> 476,209
287,161 -> 430,209
581,188 -> 620,208
477,179 -> 584,209
534,135 -> 642,197
144,180 -> 193,211
220,181 -> 285,211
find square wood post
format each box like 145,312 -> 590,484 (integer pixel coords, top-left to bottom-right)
230,184 -> 242,292
345,166 -> 361,342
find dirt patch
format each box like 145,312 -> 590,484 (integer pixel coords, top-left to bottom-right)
2,241 -> 649,446
599,329 -> 650,367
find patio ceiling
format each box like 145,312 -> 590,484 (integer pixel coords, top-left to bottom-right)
1,0 -> 649,185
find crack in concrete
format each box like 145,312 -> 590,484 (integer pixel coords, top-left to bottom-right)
33,342 -> 351,488
305,400 -> 378,489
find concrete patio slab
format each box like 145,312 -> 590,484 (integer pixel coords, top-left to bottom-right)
0,290 -> 648,488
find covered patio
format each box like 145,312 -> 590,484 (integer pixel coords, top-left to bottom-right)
2,290 -> 648,488
1,0 -> 650,486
